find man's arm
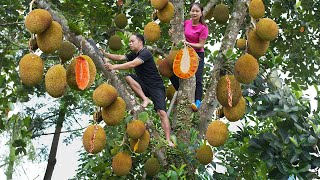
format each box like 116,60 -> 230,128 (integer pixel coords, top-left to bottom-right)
105,58 -> 143,71
100,49 -> 126,61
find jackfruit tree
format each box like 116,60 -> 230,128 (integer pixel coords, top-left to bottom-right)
0,0 -> 319,179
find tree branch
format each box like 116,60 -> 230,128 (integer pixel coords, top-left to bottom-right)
31,127 -> 86,138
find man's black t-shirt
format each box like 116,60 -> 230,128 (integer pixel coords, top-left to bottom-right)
126,47 -> 163,87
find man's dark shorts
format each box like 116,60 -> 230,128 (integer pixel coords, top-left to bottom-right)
128,74 -> 166,112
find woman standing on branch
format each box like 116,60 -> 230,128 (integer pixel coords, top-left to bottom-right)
170,2 -> 209,111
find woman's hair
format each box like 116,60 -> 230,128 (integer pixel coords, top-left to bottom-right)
134,33 -> 145,46
190,2 -> 207,26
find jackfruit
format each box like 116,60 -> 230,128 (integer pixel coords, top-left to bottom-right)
256,18 -> 279,41
37,21 -> 63,54
249,0 -> 265,19
213,4 -> 229,24
102,97 -> 126,126
144,157 -> 160,177
108,35 -> 122,51
234,53 -> 259,84
196,144 -> 213,165
67,55 -> 96,90
247,28 -> 269,58
166,49 -> 179,66
236,38 -> 246,50
157,2 -> 174,23
45,64 -> 67,98
112,152 -> 132,176
223,96 -> 246,122
130,130 -> 150,153
25,9 -> 52,34
82,125 -> 106,154
151,0 -> 169,10
216,75 -> 242,107
114,13 -> 128,29
158,59 -> 173,78
126,120 -> 146,139
19,53 -> 44,86
205,120 -> 228,147
93,83 -> 118,107
144,22 -> 161,42
166,84 -> 176,100
57,41 -> 76,63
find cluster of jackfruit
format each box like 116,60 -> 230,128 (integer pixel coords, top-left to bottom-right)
151,0 -> 174,23
205,3 -> 229,24
25,9 -> 64,54
126,120 -> 151,153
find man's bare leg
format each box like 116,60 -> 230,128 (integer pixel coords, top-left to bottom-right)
125,76 -> 152,107
157,110 -> 175,147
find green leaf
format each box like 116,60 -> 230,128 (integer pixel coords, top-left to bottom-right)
298,163 -> 311,172
138,112 -> 149,122
289,137 -> 299,147
225,49 -> 233,57
249,138 -> 262,149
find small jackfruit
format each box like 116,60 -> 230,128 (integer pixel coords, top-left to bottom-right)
45,64 -> 67,98
256,18 -> 279,41
196,144 -> 213,165
216,75 -> 242,107
144,22 -> 161,42
247,28 -> 269,58
249,0 -> 265,19
144,157 -> 160,177
157,2 -> 174,23
19,53 -> 44,86
102,97 -> 126,126
158,59 -> 173,78
37,21 -> 63,54
126,120 -> 146,139
57,41 -> 76,63
112,152 -> 132,176
166,50 -> 179,66
151,0 -> 169,10
213,4 -> 229,24
108,35 -> 122,51
130,130 -> 150,153
93,83 -> 118,107
114,13 -> 128,29
234,53 -> 259,84
205,120 -> 228,147
82,125 -> 106,154
166,84 -> 176,100
223,96 -> 246,122
236,38 -> 246,50
25,9 -> 52,34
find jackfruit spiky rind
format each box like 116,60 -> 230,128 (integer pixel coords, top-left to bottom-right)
151,0 -> 169,10
112,152 -> 132,176
130,130 -> 150,153
157,2 -> 174,23
223,96 -> 246,122
108,35 -> 122,51
57,41 -> 76,63
166,84 -> 176,100
205,120 -> 228,147
256,18 -> 279,41
196,144 -> 213,165
126,120 -> 146,139
66,55 -> 96,90
25,9 -> 52,34
37,21 -> 63,54
234,53 -> 259,84
216,75 -> 242,107
144,157 -> 160,177
158,59 -> 173,78
213,4 -> 229,24
144,22 -> 161,42
236,39 -> 246,50
93,83 -> 118,107
247,28 -> 269,59
249,0 -> 265,19
102,97 -> 126,126
45,64 -> 67,98
114,13 -> 128,29
82,125 -> 106,154
19,53 -> 44,86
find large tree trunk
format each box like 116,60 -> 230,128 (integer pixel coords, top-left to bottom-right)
6,120 -> 17,180
198,0 -> 250,137
43,107 -> 65,180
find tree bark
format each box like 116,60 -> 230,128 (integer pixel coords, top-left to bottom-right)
43,107 -> 65,180
198,0 -> 250,137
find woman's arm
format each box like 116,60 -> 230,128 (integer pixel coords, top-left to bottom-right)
186,38 -> 206,49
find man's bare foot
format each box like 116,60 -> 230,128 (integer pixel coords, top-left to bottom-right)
168,141 -> 176,147
142,98 -> 152,108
